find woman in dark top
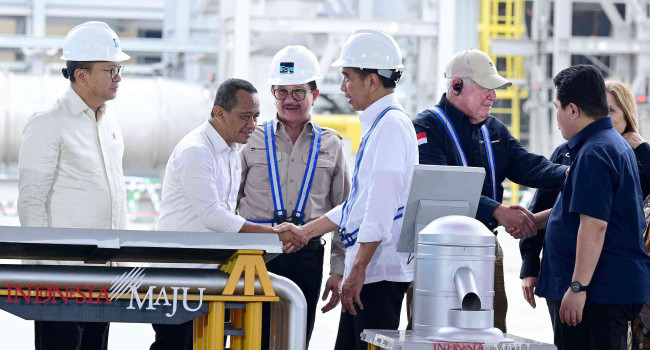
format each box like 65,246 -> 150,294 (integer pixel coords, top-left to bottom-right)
518,79 -> 650,349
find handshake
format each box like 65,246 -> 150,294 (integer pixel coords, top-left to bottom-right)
273,223 -> 313,253
494,204 -> 544,239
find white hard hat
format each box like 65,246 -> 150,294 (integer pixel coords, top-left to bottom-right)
61,21 -> 130,62
268,45 -> 322,85
332,29 -> 404,71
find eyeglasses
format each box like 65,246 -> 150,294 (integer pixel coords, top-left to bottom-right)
272,88 -> 312,101
90,65 -> 123,81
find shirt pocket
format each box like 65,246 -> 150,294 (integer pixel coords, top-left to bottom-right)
245,150 -> 281,192
303,152 -> 335,195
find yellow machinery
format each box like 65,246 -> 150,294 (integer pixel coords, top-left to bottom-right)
313,114 -> 362,154
479,0 -> 529,205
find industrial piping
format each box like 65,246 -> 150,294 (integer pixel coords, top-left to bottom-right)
0,264 -> 307,350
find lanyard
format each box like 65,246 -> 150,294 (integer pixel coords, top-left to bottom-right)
338,106 -> 406,248
249,120 -> 322,225
428,107 -> 497,201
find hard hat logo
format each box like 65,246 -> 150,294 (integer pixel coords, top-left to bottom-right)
280,62 -> 295,74
268,45 -> 322,85
60,21 -> 130,62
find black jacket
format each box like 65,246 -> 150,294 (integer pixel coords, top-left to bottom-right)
519,140 -> 650,278
413,94 -> 568,230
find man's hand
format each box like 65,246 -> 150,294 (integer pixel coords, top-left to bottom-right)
321,274 -> 342,313
521,276 -> 538,308
559,288 -> 586,326
275,223 -> 309,253
340,265 -> 366,315
623,131 -> 646,149
494,205 -> 535,239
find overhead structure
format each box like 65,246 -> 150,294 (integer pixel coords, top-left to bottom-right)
478,0 -> 528,205
491,0 -> 650,156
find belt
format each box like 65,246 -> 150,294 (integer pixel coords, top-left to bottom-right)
301,237 -> 324,251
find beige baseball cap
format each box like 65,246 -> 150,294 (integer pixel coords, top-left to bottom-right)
445,49 -> 512,89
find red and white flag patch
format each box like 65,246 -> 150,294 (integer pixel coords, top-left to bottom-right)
417,132 -> 427,145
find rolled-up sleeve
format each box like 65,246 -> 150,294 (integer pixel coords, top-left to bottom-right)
17,113 -> 60,227
178,148 -> 246,232
325,204 -> 343,227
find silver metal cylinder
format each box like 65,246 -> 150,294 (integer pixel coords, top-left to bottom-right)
453,267 -> 481,311
0,74 -> 212,170
0,264 -> 306,350
412,216 -> 495,334
269,273 -> 308,350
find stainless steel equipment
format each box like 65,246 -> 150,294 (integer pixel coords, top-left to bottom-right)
412,215 -> 505,342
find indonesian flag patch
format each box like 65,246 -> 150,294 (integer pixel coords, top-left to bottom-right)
417,132 -> 427,145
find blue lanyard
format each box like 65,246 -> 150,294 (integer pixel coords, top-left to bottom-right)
428,107 -> 497,201
338,106 -> 406,248
249,120 -> 322,225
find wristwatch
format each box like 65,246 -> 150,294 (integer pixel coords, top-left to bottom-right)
569,281 -> 589,293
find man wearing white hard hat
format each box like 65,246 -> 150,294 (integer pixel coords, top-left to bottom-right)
275,30 -> 417,349
412,49 -> 568,332
17,21 -> 130,350
237,45 -> 350,348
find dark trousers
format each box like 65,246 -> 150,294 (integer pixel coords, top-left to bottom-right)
334,280 -> 410,350
150,321 -> 193,350
35,321 -> 109,350
262,243 -> 324,349
547,299 -> 642,350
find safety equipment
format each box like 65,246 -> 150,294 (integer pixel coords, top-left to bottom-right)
61,21 -> 130,62
332,29 -> 404,70
268,45 -> 322,85
247,120 -> 322,226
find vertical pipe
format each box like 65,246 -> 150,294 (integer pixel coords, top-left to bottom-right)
194,314 -> 206,350
207,302 -> 225,350
244,302 -> 262,350
231,308 -> 244,350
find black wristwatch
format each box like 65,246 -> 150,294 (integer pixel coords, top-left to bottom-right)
569,281 -> 589,293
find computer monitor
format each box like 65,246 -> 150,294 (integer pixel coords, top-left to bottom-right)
397,164 -> 486,253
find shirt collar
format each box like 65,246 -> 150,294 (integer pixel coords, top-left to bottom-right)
64,86 -> 106,122
567,116 -> 614,151
359,93 -> 400,131
274,117 -> 314,133
203,120 -> 239,153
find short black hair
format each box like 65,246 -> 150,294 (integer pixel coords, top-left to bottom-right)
211,78 -> 258,117
62,61 -> 97,83
353,68 -> 397,89
553,64 -> 608,119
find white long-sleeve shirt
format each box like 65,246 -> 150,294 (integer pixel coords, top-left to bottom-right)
18,87 -> 127,230
325,93 -> 418,284
156,121 -> 246,233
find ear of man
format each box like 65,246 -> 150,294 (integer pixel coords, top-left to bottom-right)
212,105 -> 226,122
73,69 -> 88,86
568,102 -> 581,120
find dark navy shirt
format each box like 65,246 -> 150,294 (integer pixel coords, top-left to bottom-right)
413,94 -> 567,230
519,141 -> 650,279
536,117 -> 650,303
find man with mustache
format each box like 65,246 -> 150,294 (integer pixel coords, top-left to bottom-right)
17,21 -> 130,350
275,29 -> 417,350
151,78 -> 305,350
237,45 -> 350,349
411,48 -> 568,333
